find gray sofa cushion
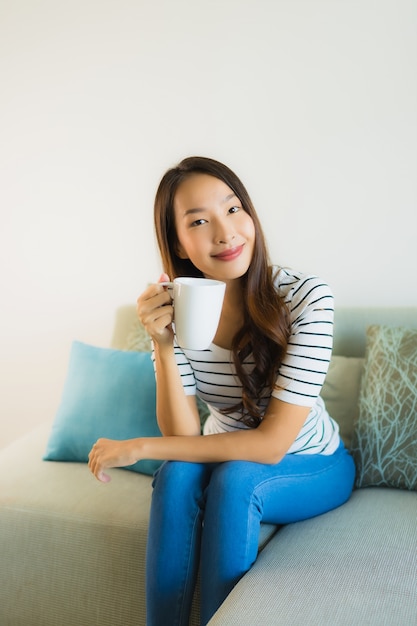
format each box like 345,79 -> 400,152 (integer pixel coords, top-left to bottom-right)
208,488 -> 417,625
0,423 -> 153,626
0,422 -> 278,626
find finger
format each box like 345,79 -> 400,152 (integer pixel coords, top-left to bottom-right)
88,454 -> 111,483
88,444 -> 102,478
87,449 -> 95,472
139,296 -> 174,330
138,275 -> 170,304
137,286 -> 171,320
137,285 -> 159,309
98,471 -> 112,483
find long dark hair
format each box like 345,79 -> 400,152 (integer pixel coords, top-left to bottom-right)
154,156 -> 290,426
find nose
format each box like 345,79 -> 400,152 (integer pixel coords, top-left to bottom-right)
214,219 -> 236,245
216,232 -> 236,245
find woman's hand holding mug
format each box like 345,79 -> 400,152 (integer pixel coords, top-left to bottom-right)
137,275 -> 226,350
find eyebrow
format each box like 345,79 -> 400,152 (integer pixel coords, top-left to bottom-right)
183,193 -> 237,216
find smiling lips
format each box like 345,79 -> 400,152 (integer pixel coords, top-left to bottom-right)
212,244 -> 244,261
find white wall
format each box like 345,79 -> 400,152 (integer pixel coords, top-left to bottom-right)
1,0 -> 416,448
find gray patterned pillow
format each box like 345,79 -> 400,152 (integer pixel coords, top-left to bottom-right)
352,325 -> 417,490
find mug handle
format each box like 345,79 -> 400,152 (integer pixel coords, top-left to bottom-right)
158,281 -> 174,298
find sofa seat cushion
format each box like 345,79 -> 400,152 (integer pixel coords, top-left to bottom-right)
208,488 -> 417,626
0,422 -> 154,626
0,422 -> 278,626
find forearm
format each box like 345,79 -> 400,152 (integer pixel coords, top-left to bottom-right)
136,428 -> 283,465
154,342 -> 200,436
88,399 -> 310,482
89,430 -> 279,483
133,399 -> 310,466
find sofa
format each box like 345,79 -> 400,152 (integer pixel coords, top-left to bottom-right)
1,306 -> 416,626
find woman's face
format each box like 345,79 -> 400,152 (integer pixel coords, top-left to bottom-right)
173,174 -> 255,283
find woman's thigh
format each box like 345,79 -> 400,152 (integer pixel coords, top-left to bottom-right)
207,443 -> 355,525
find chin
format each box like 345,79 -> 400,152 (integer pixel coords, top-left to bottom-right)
214,265 -> 251,283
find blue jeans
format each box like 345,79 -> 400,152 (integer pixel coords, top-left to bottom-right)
145,442 -> 355,626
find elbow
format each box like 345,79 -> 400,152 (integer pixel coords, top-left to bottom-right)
156,410 -> 201,437
263,450 -> 285,465
158,422 -> 201,437
250,446 -> 285,466
253,434 -> 286,465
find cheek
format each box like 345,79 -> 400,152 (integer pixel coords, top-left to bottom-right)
242,214 -> 256,239
175,231 -> 204,260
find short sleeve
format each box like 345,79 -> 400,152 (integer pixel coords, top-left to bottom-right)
272,274 -> 334,407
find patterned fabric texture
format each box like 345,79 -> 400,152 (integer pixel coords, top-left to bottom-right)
352,325 -> 417,490
125,318 -> 153,352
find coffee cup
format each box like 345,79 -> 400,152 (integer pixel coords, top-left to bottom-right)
161,277 -> 226,350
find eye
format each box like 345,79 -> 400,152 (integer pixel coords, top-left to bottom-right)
228,206 -> 240,214
190,218 -> 207,227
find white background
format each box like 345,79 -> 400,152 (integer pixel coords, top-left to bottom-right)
1,0 -> 416,448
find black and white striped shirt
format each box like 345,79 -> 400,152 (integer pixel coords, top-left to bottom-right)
163,268 -> 340,455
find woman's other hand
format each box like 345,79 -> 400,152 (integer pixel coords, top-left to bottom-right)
88,438 -> 140,483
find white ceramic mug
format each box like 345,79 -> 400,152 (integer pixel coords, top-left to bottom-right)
161,277 -> 226,350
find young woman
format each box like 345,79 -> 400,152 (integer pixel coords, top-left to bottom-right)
88,157 -> 355,626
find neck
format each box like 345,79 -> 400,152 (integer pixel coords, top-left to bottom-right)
212,279 -> 245,349
223,277 -> 244,307
219,280 -> 244,343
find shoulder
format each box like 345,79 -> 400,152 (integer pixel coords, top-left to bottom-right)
272,266 -> 334,312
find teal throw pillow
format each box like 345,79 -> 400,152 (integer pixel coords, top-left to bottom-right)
43,341 -> 162,476
351,325 -> 417,490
